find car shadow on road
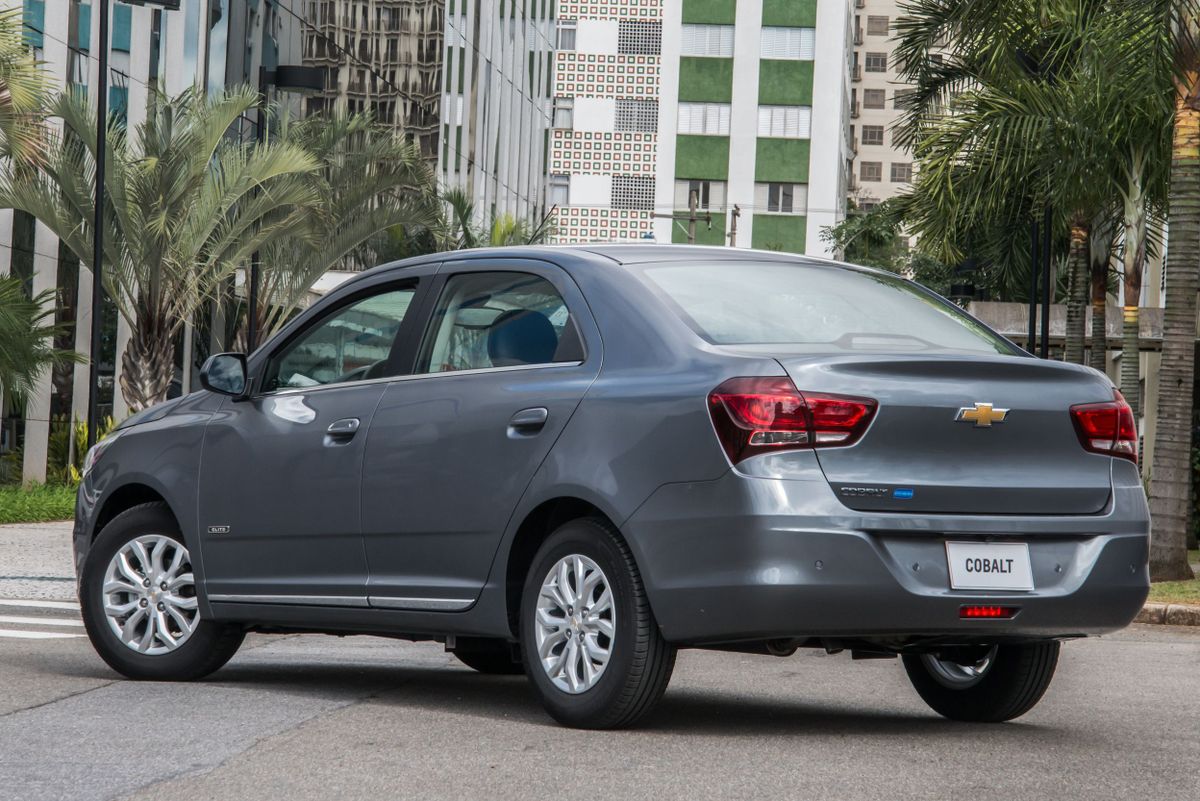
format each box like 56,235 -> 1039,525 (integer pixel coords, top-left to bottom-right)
199,660 -> 1073,741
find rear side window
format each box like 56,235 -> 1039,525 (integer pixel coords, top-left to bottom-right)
417,271 -> 584,373
639,261 -> 1016,355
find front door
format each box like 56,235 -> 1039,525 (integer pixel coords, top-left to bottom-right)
199,279 -> 423,606
360,262 -> 601,610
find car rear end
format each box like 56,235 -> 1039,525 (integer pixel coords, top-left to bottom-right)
620,256 -> 1150,648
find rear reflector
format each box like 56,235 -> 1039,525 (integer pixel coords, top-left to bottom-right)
959,605 -> 1019,619
708,377 -> 877,464
1070,391 -> 1137,464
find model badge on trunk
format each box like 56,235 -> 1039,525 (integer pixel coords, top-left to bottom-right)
955,402 -> 1008,427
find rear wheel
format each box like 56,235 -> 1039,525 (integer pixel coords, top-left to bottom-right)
453,637 -> 524,675
80,502 -> 244,681
902,641 -> 1060,722
519,517 -> 675,729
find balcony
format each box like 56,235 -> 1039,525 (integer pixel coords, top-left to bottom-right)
850,100 -> 860,119
854,28 -> 864,45
852,64 -> 862,82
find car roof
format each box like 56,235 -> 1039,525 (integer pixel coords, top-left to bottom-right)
360,243 -> 853,277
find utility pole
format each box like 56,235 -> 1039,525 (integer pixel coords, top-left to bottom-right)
86,0 -> 111,449
728,204 -> 740,248
1027,216 -> 1039,355
687,190 -> 698,245
1040,204 -> 1052,359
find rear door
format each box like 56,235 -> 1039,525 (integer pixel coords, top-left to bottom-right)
359,259 -> 601,610
199,275 -> 427,605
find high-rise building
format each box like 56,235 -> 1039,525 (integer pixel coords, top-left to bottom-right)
548,0 -> 853,256
0,0 -> 554,483
847,0 -> 922,210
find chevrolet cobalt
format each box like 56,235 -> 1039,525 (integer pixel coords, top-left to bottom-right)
74,245 -> 1150,729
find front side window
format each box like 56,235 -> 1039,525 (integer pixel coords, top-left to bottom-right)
418,272 -> 583,373
263,285 -> 416,391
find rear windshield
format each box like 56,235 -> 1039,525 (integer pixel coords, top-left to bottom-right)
638,261 -> 1017,355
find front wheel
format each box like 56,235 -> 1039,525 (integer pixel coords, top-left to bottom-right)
902,641 -> 1060,722
519,518 -> 676,729
80,502 -> 244,681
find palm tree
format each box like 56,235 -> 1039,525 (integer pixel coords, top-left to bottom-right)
0,86 -> 321,412
244,110 -> 440,344
0,276 -> 80,405
1147,6 -> 1200,581
434,187 -> 557,250
0,8 -> 49,166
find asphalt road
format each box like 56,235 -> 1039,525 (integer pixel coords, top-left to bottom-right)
1,523 -> 1198,801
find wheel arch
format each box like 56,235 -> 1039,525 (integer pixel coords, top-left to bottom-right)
92,482 -> 176,541
503,496 -> 639,638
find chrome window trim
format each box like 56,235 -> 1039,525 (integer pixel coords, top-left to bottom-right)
256,360 -> 585,398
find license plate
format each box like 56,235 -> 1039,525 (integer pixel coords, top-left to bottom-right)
945,541 -> 1034,591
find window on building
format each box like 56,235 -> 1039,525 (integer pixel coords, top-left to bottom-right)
618,20 -> 662,55
861,125 -> 884,146
894,88 -> 915,109
859,199 -> 880,212
681,24 -> 734,57
864,52 -> 888,72
929,53 -> 944,65
754,182 -> 807,214
760,26 -> 816,60
863,89 -> 886,109
866,16 -> 889,36
678,102 -> 731,135
612,175 -> 656,210
891,162 -> 913,183
549,174 -> 569,207
757,105 -> 812,138
674,179 -> 727,210
552,96 -> 574,129
557,19 -> 577,50
615,98 -> 659,132
860,161 -> 883,182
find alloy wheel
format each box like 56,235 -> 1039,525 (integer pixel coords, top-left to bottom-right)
102,535 -> 199,655
533,554 -> 616,694
920,646 -> 999,689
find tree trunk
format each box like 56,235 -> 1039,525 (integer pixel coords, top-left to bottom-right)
1147,75 -> 1200,583
118,311 -> 176,414
1063,221 -> 1089,365
1089,256 -> 1108,373
1120,305 -> 1141,417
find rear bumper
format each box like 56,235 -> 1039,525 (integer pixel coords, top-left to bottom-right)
622,459 -> 1150,646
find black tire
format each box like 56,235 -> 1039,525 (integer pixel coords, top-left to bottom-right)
519,517 -> 676,729
453,637 -> 525,675
902,641 -> 1060,722
80,502 -> 244,681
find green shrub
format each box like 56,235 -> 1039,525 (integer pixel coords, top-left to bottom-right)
0,483 -> 77,524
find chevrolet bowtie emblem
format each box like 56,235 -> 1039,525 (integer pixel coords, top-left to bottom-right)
955,402 -> 1009,427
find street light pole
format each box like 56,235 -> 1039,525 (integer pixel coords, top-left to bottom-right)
86,0 -> 111,449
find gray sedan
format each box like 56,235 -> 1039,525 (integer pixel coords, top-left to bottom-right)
72,245 -> 1150,729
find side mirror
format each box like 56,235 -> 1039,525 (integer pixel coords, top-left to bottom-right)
200,353 -> 248,398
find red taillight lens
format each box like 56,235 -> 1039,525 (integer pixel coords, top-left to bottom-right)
708,376 -> 877,464
960,605 -> 1018,619
1070,391 -> 1137,464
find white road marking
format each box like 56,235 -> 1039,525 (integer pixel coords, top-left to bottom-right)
0,628 -> 83,639
0,615 -> 83,627
0,598 -> 80,611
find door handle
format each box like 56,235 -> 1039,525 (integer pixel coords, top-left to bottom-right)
326,417 -> 361,438
508,407 -> 549,436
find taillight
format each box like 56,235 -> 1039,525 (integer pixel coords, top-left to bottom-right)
1069,391 -> 1137,464
708,376 -> 877,464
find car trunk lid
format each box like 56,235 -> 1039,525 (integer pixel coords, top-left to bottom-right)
774,353 -> 1116,515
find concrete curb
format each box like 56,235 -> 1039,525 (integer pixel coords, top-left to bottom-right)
1136,603 -> 1200,627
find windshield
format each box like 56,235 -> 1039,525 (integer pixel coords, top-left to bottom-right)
637,261 -> 1018,355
